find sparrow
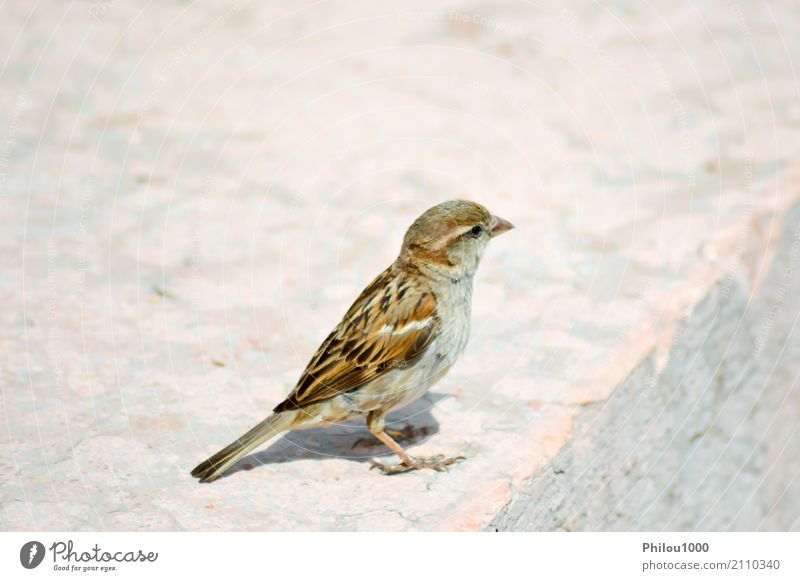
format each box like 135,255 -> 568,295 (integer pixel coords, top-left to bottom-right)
191,200 -> 513,482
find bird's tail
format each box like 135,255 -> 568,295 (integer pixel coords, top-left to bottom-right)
191,411 -> 294,483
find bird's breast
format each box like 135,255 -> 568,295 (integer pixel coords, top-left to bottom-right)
383,283 -> 473,409
433,278 -> 474,357
346,278 -> 475,414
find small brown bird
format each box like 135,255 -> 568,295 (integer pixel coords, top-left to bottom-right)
191,200 -> 513,482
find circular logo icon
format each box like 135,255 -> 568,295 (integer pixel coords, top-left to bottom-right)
20,541 -> 46,569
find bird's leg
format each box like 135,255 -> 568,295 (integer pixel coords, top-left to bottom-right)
386,427 -> 410,440
366,411 -> 464,474
351,423 -> 428,449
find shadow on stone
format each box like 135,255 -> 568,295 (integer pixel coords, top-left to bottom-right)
223,392 -> 449,478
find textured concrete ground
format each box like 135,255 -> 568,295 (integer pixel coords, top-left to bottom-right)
2,1 -> 800,531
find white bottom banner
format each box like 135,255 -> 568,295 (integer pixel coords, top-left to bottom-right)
2,532 -> 797,580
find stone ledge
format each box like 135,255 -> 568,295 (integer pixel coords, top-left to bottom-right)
2,1 -> 800,531
490,188 -> 800,531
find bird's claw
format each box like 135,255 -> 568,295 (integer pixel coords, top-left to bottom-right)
369,454 -> 466,475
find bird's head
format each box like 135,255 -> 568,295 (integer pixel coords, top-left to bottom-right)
399,199 -> 513,281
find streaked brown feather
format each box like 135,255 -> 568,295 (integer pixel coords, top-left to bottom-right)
273,267 -> 438,413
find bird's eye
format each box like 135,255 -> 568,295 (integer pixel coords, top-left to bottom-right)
470,225 -> 483,238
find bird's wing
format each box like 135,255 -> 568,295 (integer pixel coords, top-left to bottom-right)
273,267 -> 439,413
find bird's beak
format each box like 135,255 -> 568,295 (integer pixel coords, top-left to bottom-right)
489,214 -> 514,237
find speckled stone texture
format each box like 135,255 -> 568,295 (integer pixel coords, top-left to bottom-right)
2,1 -> 800,531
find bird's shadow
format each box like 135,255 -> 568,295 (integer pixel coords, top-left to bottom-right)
223,392 -> 449,479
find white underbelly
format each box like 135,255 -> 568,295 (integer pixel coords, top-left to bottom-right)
382,290 -> 472,410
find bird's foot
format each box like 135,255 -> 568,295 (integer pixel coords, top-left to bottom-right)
352,425 -> 429,449
370,454 -> 465,475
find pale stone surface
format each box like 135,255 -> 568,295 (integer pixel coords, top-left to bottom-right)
1,1 -> 799,531
489,201 -> 800,531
